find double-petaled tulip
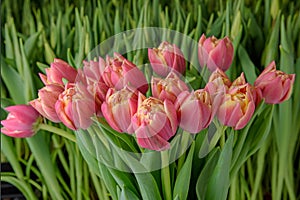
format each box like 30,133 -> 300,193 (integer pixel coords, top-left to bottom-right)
198,34 -> 234,72
40,59 -> 78,85
81,60 -> 108,116
55,83 -> 95,130
30,84 -> 64,122
132,94 -> 178,151
102,53 -> 148,94
254,61 -> 295,104
1,105 -> 41,138
148,42 -> 186,77
101,87 -> 138,133
151,72 -> 189,103
175,89 -> 214,133
217,83 -> 255,130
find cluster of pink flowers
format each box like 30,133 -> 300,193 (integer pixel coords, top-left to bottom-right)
1,34 -> 295,151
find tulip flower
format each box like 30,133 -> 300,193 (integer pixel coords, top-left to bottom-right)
175,89 -> 214,133
148,41 -> 186,76
217,83 -> 255,130
81,60 -> 109,116
1,105 -> 41,138
30,84 -> 64,122
102,53 -> 148,94
198,34 -> 234,72
55,83 -> 95,130
39,58 -> 78,85
132,93 -> 178,151
151,72 -> 189,103
254,61 -> 295,104
101,87 -> 138,133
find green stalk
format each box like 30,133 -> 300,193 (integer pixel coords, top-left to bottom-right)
38,123 -> 76,143
161,150 -> 172,200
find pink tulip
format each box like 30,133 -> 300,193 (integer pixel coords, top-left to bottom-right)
175,89 -> 214,133
81,59 -> 109,116
217,83 -> 255,130
206,69 -> 231,95
30,84 -> 64,122
148,41 -> 186,76
1,105 -> 41,138
102,53 -> 148,93
198,34 -> 234,72
39,58 -> 78,85
101,87 -> 138,133
254,61 -> 295,104
151,72 -> 189,103
55,83 -> 95,130
132,93 -> 178,151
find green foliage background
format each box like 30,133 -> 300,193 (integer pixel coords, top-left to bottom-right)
1,0 -> 299,199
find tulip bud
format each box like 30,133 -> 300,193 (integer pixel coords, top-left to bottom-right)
148,41 -> 186,77
217,83 -> 255,130
101,87 -> 138,133
254,61 -> 295,104
151,72 -> 189,103
198,34 -> 234,72
1,105 -> 42,138
30,84 -> 64,122
40,58 -> 78,85
55,83 -> 95,130
132,93 -> 178,151
175,89 -> 214,133
102,53 -> 148,94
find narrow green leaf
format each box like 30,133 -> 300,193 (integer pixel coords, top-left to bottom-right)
1,58 -> 25,104
24,31 -> 41,59
173,142 -> 195,200
238,45 -> 257,84
205,133 -> 234,200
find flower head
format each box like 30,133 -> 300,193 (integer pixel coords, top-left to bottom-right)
132,94 -> 178,151
151,72 -> 189,103
1,105 -> 41,138
175,89 -> 214,133
102,87 -> 138,133
148,42 -> 186,76
254,61 -> 295,104
198,34 -> 234,72
102,53 -> 148,93
40,58 -> 78,85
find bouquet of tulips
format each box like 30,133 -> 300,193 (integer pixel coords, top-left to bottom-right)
1,28 -> 295,199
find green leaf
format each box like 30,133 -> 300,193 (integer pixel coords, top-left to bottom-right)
1,58 -> 26,104
1,175 -> 38,200
196,148 -> 220,200
119,186 -> 140,200
205,133 -> 234,200
238,45 -> 257,84
24,31 -> 41,59
173,142 -> 195,200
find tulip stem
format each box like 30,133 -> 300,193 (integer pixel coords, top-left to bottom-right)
38,123 -> 77,143
161,150 -> 172,200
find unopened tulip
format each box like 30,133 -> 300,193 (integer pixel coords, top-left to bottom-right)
40,58 -> 78,85
101,87 -> 138,133
102,53 -> 148,93
30,84 -> 64,122
132,94 -> 178,151
151,72 -> 189,103
198,34 -> 234,72
55,83 -> 95,130
254,61 -> 295,104
1,105 -> 41,138
217,83 -> 255,130
148,41 -> 186,76
175,89 -> 214,133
